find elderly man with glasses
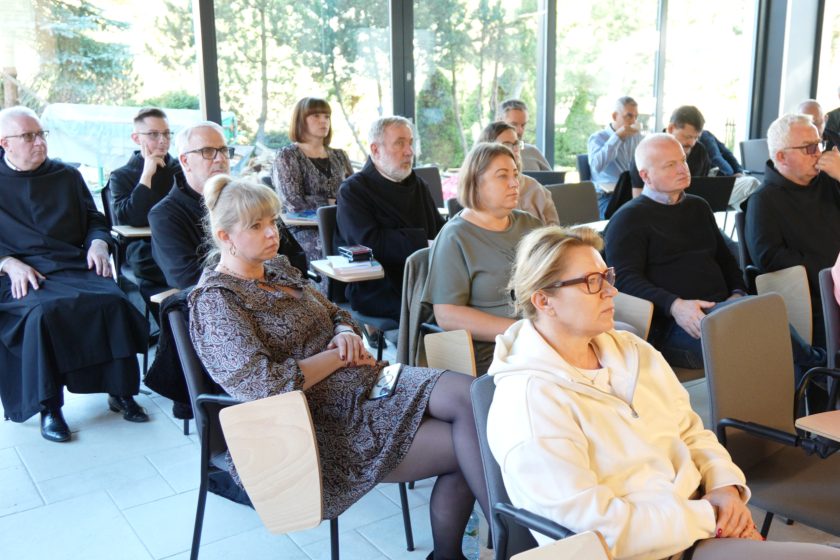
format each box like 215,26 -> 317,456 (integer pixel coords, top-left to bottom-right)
745,113 -> 840,348
605,134 -> 824,377
0,106 -> 150,442
109,107 -> 180,287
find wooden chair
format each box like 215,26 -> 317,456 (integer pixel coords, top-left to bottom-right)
546,182 -> 600,226
511,531 -> 611,559
424,329 -> 476,376
613,292 -> 653,340
219,392 -> 322,534
756,265 -> 812,345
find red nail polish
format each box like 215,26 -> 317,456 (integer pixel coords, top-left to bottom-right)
716,529 -> 722,538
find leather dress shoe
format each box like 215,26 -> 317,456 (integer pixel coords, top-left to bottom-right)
108,395 -> 149,423
40,408 -> 71,442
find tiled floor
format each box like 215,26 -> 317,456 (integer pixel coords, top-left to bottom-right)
0,342 -> 835,560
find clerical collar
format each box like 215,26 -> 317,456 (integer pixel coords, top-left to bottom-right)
3,154 -> 21,171
641,185 -> 685,205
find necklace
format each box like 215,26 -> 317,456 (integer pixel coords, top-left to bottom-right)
565,344 -> 605,386
218,263 -> 268,284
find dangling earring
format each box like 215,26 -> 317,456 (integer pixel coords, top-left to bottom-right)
229,243 -> 237,257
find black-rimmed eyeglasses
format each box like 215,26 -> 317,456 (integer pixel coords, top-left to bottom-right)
541,268 -> 616,295
782,141 -> 824,155
183,146 -> 231,160
137,131 -> 172,140
3,130 -> 49,143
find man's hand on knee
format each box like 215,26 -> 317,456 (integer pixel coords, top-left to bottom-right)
3,257 -> 45,299
86,240 -> 112,277
670,298 -> 715,339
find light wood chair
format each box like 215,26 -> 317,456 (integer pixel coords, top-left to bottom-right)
511,531 -> 611,559
424,329 -> 476,376
219,391 -> 322,534
613,292 -> 653,340
756,265 -> 812,345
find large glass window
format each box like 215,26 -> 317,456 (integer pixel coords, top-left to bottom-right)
816,1 -> 840,118
413,0 -> 540,170
660,0 -> 756,151
0,0 -> 197,185
211,0 -> 391,164
553,0 -> 659,169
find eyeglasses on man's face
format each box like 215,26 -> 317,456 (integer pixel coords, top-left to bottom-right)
783,141 -> 824,156
541,267 -> 616,295
501,140 -> 524,151
183,146 -> 231,160
137,131 -> 172,140
3,130 -> 49,143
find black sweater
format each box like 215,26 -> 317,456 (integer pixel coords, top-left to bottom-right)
745,163 -> 840,344
605,194 -> 745,317
109,151 -> 180,227
336,158 -> 445,319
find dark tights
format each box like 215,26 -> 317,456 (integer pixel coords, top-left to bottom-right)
383,372 -> 489,560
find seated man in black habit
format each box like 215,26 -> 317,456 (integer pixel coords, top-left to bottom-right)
336,116 -> 445,321
0,106 -> 150,443
149,121 -> 306,290
108,107 -> 180,289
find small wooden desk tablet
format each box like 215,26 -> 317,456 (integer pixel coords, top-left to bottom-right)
150,288 -> 179,305
510,531 -> 611,559
310,259 -> 385,282
219,391 -> 322,534
795,410 -> 840,443
281,215 -> 319,227
111,225 -> 152,238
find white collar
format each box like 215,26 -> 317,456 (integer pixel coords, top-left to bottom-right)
4,154 -> 21,171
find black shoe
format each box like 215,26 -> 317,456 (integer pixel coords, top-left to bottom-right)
362,327 -> 380,349
108,395 -> 149,423
40,408 -> 71,442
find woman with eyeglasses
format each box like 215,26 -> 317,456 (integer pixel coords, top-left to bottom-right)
487,226 -> 840,560
423,142 -> 543,374
271,98 -> 353,267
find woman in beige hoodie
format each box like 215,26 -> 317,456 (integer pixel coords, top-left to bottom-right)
487,226 -> 839,560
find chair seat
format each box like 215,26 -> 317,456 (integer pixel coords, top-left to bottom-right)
744,445 -> 840,536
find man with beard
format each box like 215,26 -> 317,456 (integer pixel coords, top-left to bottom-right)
336,116 -> 445,321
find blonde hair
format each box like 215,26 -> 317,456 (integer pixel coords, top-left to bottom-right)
509,226 -> 603,320
457,142 -> 518,210
202,174 -> 281,264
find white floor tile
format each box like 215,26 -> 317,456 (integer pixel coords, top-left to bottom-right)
161,527 -> 310,560
300,530 -> 389,560
107,474 -> 177,510
356,505 -> 433,560
0,448 -> 43,517
37,455 -> 162,505
122,489 -> 262,559
0,491 -> 152,560
145,443 -> 201,492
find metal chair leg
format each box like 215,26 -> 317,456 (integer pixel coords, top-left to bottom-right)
398,482 -> 415,550
191,431 -> 211,560
376,331 -> 385,361
330,518 -> 340,560
183,418 -> 190,436
408,481 -> 415,490
760,512 -> 774,537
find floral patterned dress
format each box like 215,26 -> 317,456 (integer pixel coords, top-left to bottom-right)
188,256 -> 442,518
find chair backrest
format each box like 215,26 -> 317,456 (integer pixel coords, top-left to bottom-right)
168,308 -> 229,459
445,197 -> 463,216
397,247 -> 434,366
546,182 -> 600,226
316,205 -> 348,303
219,392 -> 322,534
100,183 -> 116,228
819,268 -> 840,369
733,212 -> 751,269
575,154 -> 591,181
756,265 -> 812,345
685,176 -> 735,213
424,330 -> 476,375
471,375 -> 539,559
739,138 -> 769,176
414,166 -> 444,207
701,294 -> 795,467
510,531 -> 611,560
524,170 -> 566,186
613,292 -> 653,340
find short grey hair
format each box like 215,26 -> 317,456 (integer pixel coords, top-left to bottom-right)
0,106 -> 40,138
368,116 -> 413,146
175,121 -> 226,155
767,114 -> 813,164
497,99 -> 528,119
614,96 -> 637,114
634,133 -> 679,174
